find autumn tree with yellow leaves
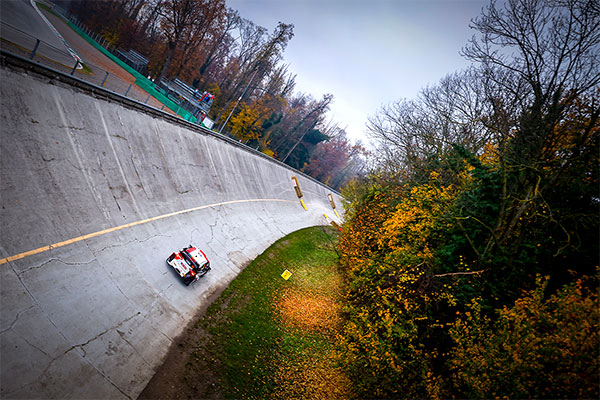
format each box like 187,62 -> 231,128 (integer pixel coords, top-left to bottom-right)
338,0 -> 599,398
228,98 -> 270,142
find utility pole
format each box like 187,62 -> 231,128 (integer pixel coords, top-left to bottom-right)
218,67 -> 260,135
281,128 -> 311,163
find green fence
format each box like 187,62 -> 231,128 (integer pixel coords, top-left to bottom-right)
66,20 -> 197,123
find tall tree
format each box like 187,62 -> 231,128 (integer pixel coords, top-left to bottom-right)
303,128 -> 363,188
367,67 -> 495,176
156,0 -> 218,84
196,8 -> 241,83
274,93 -> 333,162
214,22 -> 294,129
461,0 -> 600,252
228,97 -> 271,142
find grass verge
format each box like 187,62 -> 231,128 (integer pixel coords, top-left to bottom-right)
140,225 -> 352,399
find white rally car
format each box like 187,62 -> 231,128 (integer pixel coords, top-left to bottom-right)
166,245 -> 211,285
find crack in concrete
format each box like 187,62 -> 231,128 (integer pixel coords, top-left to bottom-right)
93,238 -> 139,254
18,257 -> 96,276
130,155 -> 154,202
189,228 -> 200,245
116,329 -> 152,367
0,305 -> 35,334
36,342 -> 133,400
205,205 -> 222,247
75,312 -> 142,356
149,284 -> 173,310
20,333 -> 52,359
85,242 -> 140,315
113,194 -> 122,212
141,284 -> 178,345
91,233 -> 172,255
4,261 -> 94,397
147,321 -> 175,346
100,271 -> 136,311
98,107 -> 144,221
57,124 -> 85,131
8,263 -> 71,348
84,357 -> 134,400
23,310 -> 143,400
138,233 -> 172,243
255,211 -> 280,237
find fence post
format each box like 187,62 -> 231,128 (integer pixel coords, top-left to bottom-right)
101,71 -> 109,87
29,39 -> 40,60
70,60 -> 80,75
124,84 -> 132,96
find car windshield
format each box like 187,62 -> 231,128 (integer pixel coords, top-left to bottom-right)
181,250 -> 201,271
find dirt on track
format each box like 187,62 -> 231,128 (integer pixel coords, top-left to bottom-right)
40,8 -> 175,114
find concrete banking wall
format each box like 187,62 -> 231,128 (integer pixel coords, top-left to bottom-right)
0,55 -> 343,399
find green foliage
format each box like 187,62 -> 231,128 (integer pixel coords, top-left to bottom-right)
449,274 -> 600,399
303,128 -> 329,144
284,142 -> 310,170
337,108 -> 599,397
338,173 -> 461,398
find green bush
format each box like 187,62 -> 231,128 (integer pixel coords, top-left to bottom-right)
449,274 -> 599,399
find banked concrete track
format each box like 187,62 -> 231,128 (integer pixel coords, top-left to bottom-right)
0,54 -> 343,399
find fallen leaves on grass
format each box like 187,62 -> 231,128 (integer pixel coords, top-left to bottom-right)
276,289 -> 341,334
272,351 -> 353,400
271,265 -> 353,399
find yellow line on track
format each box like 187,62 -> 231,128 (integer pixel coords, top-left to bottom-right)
0,198 -> 294,265
299,199 -> 307,210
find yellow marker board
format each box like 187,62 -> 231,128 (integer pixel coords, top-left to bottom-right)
281,269 -> 292,280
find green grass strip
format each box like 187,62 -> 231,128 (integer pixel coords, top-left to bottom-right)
188,226 -> 344,399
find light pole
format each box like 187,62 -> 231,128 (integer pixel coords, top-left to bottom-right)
218,67 -> 260,135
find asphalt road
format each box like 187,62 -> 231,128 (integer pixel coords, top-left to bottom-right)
38,4 -> 173,110
0,0 -> 78,68
0,57 -> 343,399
